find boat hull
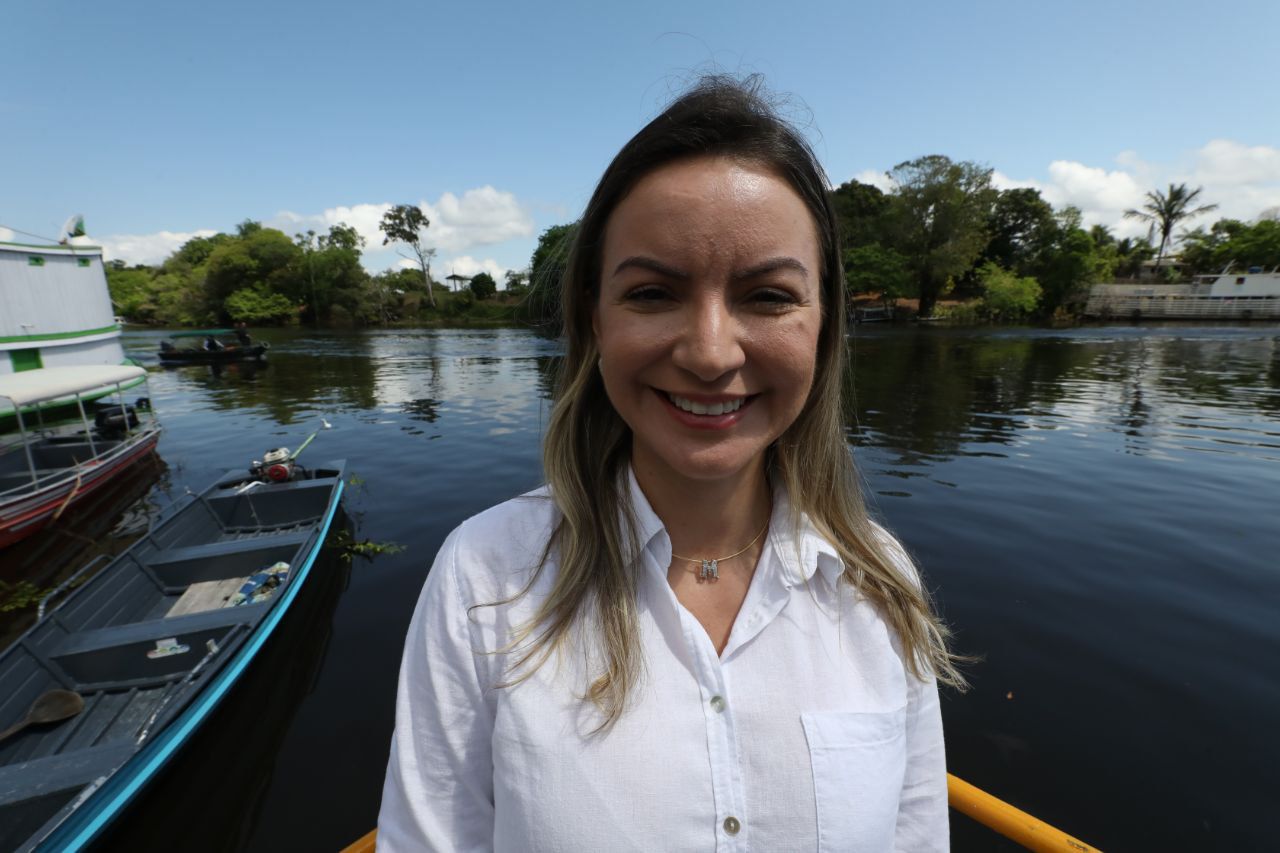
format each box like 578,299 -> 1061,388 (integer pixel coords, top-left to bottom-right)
0,461 -> 346,852
0,429 -> 162,549
158,345 -> 267,364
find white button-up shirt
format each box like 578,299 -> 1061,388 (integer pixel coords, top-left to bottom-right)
378,473 -> 948,852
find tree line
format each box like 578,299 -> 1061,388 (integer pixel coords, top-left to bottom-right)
110,165 -> 1280,329
526,157 -> 1279,324
107,210 -> 509,327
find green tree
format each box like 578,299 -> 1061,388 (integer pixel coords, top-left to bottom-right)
106,265 -> 158,321
830,180 -> 890,248
1114,236 -> 1155,279
379,204 -> 436,307
886,155 -> 996,317
203,227 -> 300,318
982,188 -> 1057,276
1123,183 -> 1218,269
504,269 -> 529,295
1030,207 -> 1113,314
225,283 -> 296,324
526,222 -> 578,328
843,244 -> 911,306
295,223 -> 369,324
978,262 -> 1041,320
1180,218 -> 1280,273
469,271 -> 497,300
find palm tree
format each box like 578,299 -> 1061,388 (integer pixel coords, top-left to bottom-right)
1124,183 -> 1218,270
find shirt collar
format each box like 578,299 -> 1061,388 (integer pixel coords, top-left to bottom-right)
624,466 -> 843,586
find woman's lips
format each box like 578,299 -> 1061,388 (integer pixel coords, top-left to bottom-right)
654,388 -> 755,430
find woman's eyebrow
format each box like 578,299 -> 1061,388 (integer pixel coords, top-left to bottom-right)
612,256 -> 689,280
732,256 -> 809,281
612,256 -> 809,280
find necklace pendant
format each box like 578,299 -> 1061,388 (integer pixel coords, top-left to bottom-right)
699,559 -> 719,581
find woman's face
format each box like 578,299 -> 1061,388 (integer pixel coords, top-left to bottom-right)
593,155 -> 823,487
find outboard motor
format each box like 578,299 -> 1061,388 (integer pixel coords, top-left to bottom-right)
93,403 -> 139,436
249,447 -> 295,483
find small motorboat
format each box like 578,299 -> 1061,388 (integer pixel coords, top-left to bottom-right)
158,329 -> 268,364
0,446 -> 345,852
0,365 -> 162,549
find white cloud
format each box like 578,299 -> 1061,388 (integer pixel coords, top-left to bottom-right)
276,203 -> 390,249
990,170 -> 1040,192
438,255 -> 510,284
1039,161 -> 1149,236
1192,139 -> 1280,187
425,187 -> 534,251
851,169 -> 894,192
271,186 -> 533,255
95,229 -> 219,264
0,227 -> 13,242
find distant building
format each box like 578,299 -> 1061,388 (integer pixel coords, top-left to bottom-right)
0,241 -> 126,376
1136,258 -> 1188,282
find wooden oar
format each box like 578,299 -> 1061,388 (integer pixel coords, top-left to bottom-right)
0,689 -> 85,744
339,776 -> 1101,852
948,773 -> 1099,852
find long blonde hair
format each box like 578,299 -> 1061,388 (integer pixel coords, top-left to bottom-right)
508,76 -> 965,728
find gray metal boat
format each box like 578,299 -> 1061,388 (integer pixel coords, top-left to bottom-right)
0,454 -> 345,852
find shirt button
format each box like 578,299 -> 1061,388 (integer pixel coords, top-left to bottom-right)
723,816 -> 741,835
709,695 -> 725,713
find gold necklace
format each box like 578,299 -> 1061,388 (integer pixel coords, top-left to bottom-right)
670,516 -> 770,582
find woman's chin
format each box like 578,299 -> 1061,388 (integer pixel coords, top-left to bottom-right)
634,440 -> 769,486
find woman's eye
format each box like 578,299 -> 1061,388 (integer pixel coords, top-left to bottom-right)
751,288 -> 798,306
624,286 -> 671,303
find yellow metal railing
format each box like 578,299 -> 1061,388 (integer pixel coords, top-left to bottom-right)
340,774 -> 1100,852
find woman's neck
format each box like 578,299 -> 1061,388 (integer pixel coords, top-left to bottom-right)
631,453 -> 772,558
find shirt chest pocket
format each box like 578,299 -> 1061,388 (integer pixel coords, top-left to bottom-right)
801,708 -> 907,853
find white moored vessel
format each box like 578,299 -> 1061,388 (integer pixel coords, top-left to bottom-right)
1084,269 -> 1280,319
0,241 -> 126,376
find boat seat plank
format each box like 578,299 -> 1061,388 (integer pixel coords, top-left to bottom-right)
166,578 -> 247,617
0,741 -> 136,808
52,605 -> 262,660
146,531 -> 308,567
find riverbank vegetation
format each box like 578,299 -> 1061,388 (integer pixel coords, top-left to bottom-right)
108,163 -> 1280,329
106,218 -> 527,328
522,162 -> 1241,325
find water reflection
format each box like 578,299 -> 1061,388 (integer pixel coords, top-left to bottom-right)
850,327 -> 1280,478
0,452 -> 169,649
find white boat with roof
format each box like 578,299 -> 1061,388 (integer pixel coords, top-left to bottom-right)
0,365 -> 161,548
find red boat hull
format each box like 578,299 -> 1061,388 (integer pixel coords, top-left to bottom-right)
0,432 -> 161,549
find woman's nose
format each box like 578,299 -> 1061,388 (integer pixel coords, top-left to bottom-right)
671,297 -> 746,382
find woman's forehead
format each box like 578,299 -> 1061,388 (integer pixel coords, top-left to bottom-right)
601,157 -> 821,272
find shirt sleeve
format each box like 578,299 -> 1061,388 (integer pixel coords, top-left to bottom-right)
895,671 -> 949,851
377,525 -> 496,853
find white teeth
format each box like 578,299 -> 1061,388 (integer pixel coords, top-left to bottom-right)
667,393 -> 745,415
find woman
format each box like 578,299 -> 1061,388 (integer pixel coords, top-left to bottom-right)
378,76 -> 964,852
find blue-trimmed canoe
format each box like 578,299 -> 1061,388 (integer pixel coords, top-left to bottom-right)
0,459 -> 345,852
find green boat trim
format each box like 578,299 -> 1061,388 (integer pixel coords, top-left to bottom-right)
0,240 -> 104,253
167,329 -> 237,338
0,324 -> 122,345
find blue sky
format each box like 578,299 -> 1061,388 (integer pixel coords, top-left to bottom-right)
3,0 -> 1277,281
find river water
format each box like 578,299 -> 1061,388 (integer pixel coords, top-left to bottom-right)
6,323 -> 1279,851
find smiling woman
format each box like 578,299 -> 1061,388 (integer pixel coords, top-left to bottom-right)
595,156 -> 823,490
377,75 -> 966,852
